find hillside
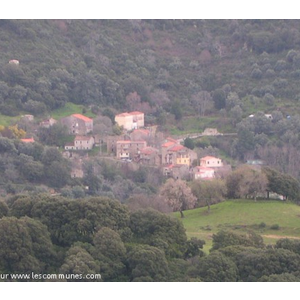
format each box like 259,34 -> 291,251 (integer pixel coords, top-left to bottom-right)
174,199 -> 300,252
1,20 -> 300,179
1,20 -> 300,115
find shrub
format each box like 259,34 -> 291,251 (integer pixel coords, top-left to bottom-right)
259,222 -> 267,229
270,224 -> 280,230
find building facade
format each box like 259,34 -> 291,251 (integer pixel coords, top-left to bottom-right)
115,111 -> 144,131
61,114 -> 93,135
65,136 -> 95,151
116,140 -> 147,160
200,156 -> 223,168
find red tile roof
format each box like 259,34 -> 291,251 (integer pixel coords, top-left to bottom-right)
166,137 -> 178,143
140,147 -> 158,155
20,138 -> 35,143
169,144 -> 185,152
162,141 -> 176,148
115,112 -> 131,117
115,111 -> 144,118
200,156 -> 220,161
72,114 -> 93,122
132,129 -> 150,135
116,140 -> 146,145
75,136 -> 93,141
129,111 -> 144,115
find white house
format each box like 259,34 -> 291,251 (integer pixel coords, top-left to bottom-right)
65,136 -> 95,151
200,156 -> 223,168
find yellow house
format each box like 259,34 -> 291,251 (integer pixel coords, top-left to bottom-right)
161,140 -> 197,167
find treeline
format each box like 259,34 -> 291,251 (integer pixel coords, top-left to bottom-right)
0,137 -> 71,194
1,194 -> 300,281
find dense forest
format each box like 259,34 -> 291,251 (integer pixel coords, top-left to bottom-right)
1,194 -> 300,282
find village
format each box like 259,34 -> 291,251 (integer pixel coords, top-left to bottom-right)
16,110 -> 234,183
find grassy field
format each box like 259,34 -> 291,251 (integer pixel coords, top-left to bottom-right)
0,114 -> 22,126
173,199 -> 300,253
51,102 -> 96,120
0,102 -> 96,126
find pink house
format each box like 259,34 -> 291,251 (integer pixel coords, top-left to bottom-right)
193,166 -> 215,180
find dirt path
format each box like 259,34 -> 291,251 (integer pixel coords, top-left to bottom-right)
262,234 -> 300,240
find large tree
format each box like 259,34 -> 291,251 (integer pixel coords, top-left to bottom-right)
191,179 -> 226,213
226,165 -> 268,200
127,245 -> 170,282
159,178 -> 196,218
263,166 -> 300,201
0,216 -> 55,275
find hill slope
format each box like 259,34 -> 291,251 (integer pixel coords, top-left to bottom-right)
174,200 -> 300,252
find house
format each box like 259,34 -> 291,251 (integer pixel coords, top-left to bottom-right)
130,129 -> 150,141
22,115 -> 34,122
115,111 -> 144,131
202,128 -> 222,136
9,59 -> 19,65
64,136 -> 95,151
116,140 -> 147,160
106,134 -> 129,154
161,139 -> 197,166
61,114 -> 93,135
40,118 -> 57,128
200,156 -> 223,168
139,146 -> 160,166
162,164 -> 189,180
192,166 -> 215,180
20,137 -> 35,143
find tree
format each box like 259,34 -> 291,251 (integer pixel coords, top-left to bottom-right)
191,179 -> 227,212
226,165 -> 268,200
184,237 -> 205,259
59,245 -> 101,282
38,123 -> 69,147
171,100 -> 183,121
263,166 -> 300,201
93,227 -> 126,262
213,88 -> 226,110
0,216 -> 55,275
129,208 -> 187,257
92,227 -> 126,281
183,137 -> 195,150
191,91 -> 213,116
211,230 -> 265,251
193,251 -> 238,282
159,178 -> 197,218
127,245 -> 170,281
45,161 -> 71,188
275,238 -> 300,255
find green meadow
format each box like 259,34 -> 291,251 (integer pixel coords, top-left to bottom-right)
173,200 -> 300,253
51,102 -> 96,120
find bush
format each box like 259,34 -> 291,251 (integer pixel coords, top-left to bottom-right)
270,224 -> 280,230
259,222 -> 267,229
